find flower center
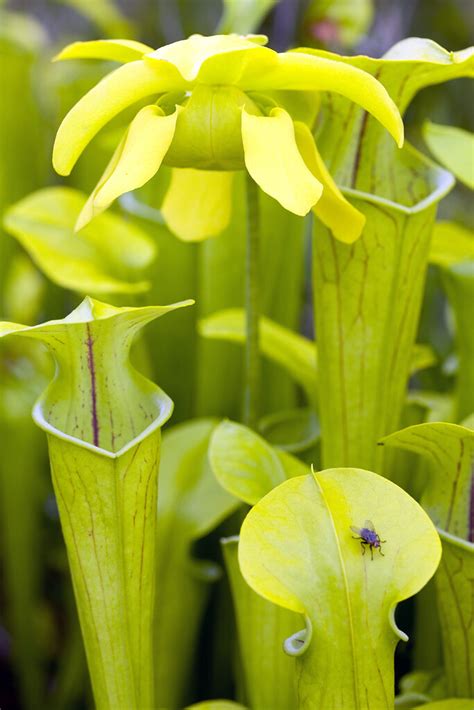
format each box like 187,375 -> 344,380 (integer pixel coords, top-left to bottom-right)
163,85 -> 261,171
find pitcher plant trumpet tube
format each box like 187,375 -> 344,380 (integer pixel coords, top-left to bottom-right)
0,296 -> 193,709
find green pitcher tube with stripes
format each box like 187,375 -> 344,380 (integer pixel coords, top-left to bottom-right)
0,296 -> 192,709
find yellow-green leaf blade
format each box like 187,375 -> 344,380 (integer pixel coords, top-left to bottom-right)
209,420 -> 307,505
429,221 -> 474,268
3,187 -> 156,294
155,419 -> 238,708
423,122 -> 474,189
436,531 -> 474,698
381,421 -> 474,540
199,308 -> 317,400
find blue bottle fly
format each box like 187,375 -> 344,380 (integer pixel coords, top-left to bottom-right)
350,520 -> 386,560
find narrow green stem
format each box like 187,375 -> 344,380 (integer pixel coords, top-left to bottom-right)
244,174 -> 261,430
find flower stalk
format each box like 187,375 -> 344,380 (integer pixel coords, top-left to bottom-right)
244,174 -> 261,429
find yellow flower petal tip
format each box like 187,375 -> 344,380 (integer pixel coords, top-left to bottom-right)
162,168 -> 234,241
74,194 -> 104,232
52,39 -> 154,63
395,119 -> 405,149
242,107 -> 323,216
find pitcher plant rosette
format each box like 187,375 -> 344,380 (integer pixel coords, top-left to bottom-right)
52,33 -> 404,244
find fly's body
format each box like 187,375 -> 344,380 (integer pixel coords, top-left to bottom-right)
351,520 -> 386,560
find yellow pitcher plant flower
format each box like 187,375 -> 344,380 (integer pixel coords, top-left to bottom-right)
53,34 -> 404,243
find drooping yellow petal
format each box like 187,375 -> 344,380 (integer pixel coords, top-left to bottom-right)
243,52 -> 404,148
241,107 -> 322,216
53,60 -> 184,176
76,133 -> 127,231
295,122 -> 366,243
76,105 -> 179,230
53,39 -> 154,63
162,168 -> 234,241
145,33 -> 269,83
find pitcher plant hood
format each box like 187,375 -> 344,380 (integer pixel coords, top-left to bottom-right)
0,296 -> 193,455
52,33 -> 404,244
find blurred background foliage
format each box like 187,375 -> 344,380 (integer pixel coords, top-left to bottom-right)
0,0 -> 472,708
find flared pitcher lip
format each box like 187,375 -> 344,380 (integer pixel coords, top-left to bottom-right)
340,142 -> 455,214
437,527 -> 474,551
32,387 -> 174,459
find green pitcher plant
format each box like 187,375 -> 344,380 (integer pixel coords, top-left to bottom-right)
210,419 -> 307,709
154,418 -> 238,709
307,38 -> 473,471
238,467 -> 442,710
0,296 -> 192,709
382,420 -> 474,699
428,220 -> 474,422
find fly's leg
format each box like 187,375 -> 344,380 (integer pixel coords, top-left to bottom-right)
360,541 -> 366,555
378,547 -> 385,557
370,546 -> 374,560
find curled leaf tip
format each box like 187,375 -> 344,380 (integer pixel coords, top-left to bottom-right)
283,618 -> 312,656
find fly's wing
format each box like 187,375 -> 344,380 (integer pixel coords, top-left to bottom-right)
350,525 -> 362,535
364,520 -> 375,531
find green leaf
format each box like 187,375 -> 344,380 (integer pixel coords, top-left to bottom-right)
222,538 -> 298,710
0,337 -> 48,710
381,421 -> 474,540
239,468 -> 441,709
155,419 -> 239,709
411,345 -> 437,375
405,391 -> 455,425
209,419 -> 307,505
210,421 -> 306,707
435,531 -> 474,698
3,187 -> 157,295
429,221 -> 474,268
0,11 -> 49,314
217,0 -> 278,34
381,421 -> 474,697
441,260 -> 474,420
396,668 -> 446,708
53,0 -> 135,38
259,407 -> 320,454
199,308 -> 317,402
423,122 -> 474,190
0,296 -> 193,709
200,308 -> 436,420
